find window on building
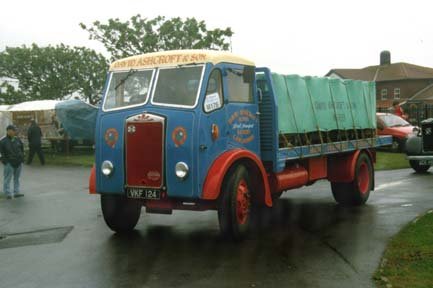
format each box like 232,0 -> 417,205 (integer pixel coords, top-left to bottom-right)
381,88 -> 388,100
394,88 -> 400,100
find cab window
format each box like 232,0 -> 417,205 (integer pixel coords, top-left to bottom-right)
103,69 -> 154,111
203,69 -> 223,113
226,68 -> 253,103
152,65 -> 203,107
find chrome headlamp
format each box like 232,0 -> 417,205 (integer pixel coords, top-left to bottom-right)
101,160 -> 114,176
175,162 -> 189,180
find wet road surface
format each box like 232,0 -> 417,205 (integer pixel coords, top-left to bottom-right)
0,165 -> 432,288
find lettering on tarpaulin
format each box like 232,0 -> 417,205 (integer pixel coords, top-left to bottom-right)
335,114 -> 346,122
314,101 -> 357,111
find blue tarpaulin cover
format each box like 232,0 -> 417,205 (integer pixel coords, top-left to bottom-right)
55,100 -> 97,140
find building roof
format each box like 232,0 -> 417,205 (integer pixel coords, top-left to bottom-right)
7,100 -> 61,112
110,49 -> 255,71
409,83 -> 433,101
0,105 -> 10,111
327,62 -> 433,82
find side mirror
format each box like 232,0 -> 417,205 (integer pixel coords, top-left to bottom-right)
243,66 -> 255,83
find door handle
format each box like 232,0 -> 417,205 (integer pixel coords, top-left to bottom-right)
199,144 -> 208,151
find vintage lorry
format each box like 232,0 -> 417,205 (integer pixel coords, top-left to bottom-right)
405,118 -> 433,173
89,50 -> 392,239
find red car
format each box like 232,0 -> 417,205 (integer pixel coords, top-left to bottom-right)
376,112 -> 415,152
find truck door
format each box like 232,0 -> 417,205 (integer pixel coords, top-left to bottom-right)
224,65 -> 260,155
198,64 -> 260,198
198,66 -> 228,193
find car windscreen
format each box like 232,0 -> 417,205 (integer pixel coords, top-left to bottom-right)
103,69 -> 154,111
152,66 -> 203,107
380,114 -> 410,127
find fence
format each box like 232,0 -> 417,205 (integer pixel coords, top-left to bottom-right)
377,102 -> 433,126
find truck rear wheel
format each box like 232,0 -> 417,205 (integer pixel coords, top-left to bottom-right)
331,153 -> 373,206
409,160 -> 431,173
101,194 -> 142,233
218,164 -> 255,241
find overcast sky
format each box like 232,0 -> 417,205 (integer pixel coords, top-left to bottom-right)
1,0 -> 432,76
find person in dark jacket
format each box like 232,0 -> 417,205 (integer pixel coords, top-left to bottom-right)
27,120 -> 45,165
0,125 -> 25,199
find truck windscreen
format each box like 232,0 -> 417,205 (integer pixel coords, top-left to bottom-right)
152,65 -> 204,108
103,69 -> 154,111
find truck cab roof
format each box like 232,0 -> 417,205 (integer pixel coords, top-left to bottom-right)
109,49 -> 255,71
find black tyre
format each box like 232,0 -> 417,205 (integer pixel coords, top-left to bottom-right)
409,160 -> 431,173
331,153 -> 373,206
218,164 -> 255,241
101,194 -> 142,233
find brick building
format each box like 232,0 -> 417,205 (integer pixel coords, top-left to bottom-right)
326,51 -> 433,108
326,51 -> 433,123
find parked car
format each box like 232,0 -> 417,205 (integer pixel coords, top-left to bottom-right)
406,118 -> 433,173
376,112 -> 415,152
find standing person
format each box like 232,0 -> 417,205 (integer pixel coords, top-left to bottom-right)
0,125 -> 24,199
392,100 -> 408,120
27,120 -> 45,165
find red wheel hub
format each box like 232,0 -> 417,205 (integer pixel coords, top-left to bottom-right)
236,179 -> 250,225
357,162 -> 370,194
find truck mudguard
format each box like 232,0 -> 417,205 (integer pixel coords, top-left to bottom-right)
89,165 -> 96,194
327,149 -> 375,183
202,149 -> 272,207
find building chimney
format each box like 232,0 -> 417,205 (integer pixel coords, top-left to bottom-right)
380,50 -> 391,65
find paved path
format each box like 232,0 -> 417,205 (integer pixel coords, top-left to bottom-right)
0,165 -> 432,288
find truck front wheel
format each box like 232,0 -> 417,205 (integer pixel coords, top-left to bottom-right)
218,164 -> 255,240
409,160 -> 431,173
101,194 -> 142,233
331,153 -> 373,206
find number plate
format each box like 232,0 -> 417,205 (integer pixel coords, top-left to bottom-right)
126,187 -> 160,200
419,160 -> 433,165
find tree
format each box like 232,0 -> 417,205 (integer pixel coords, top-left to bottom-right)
0,44 -> 108,104
0,84 -> 29,105
80,15 -> 233,60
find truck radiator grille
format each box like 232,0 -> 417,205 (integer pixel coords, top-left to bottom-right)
125,113 -> 165,188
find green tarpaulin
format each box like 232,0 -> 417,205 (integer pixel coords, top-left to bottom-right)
271,74 -> 376,134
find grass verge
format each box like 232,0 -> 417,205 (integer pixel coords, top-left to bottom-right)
375,151 -> 410,171
374,211 -> 433,288
40,150 -> 94,167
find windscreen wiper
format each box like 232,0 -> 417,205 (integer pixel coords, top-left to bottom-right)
114,69 -> 137,90
177,63 -> 197,68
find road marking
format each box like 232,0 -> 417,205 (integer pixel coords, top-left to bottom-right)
375,180 -> 407,191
